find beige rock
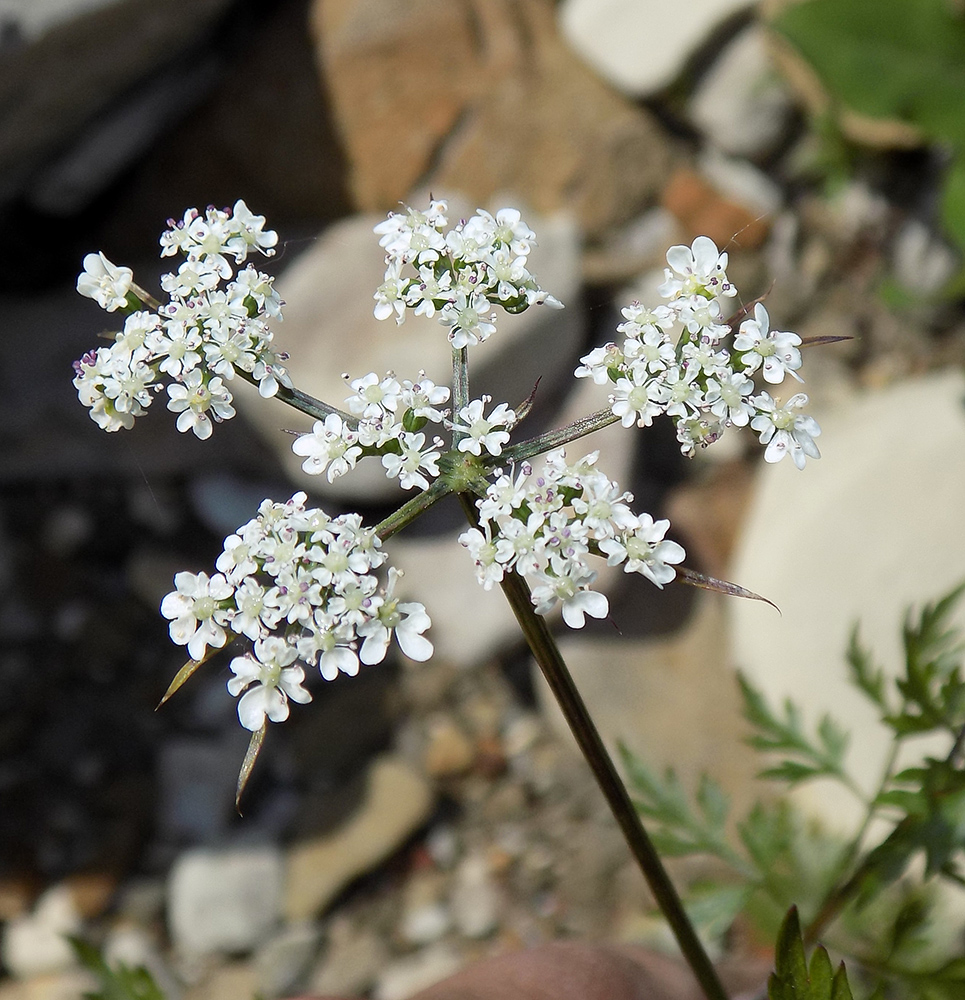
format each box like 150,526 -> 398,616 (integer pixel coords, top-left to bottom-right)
424,718 -> 475,778
310,0 -> 671,237
309,916 -> 388,997
285,755 -> 434,921
730,369 -> 965,835
0,970 -> 97,1000
536,595 -> 765,822
182,962 -> 258,1000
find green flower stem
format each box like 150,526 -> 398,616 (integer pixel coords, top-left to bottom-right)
451,346 -> 470,449
456,494 -> 729,1000
804,697 -> 911,947
234,369 -> 356,424
373,477 -> 456,541
501,406 -> 620,465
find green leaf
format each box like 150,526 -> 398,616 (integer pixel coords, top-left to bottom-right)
940,156 -> 965,256
738,674 -> 851,787
768,907 -> 856,1000
771,0 -> 965,145
69,938 -> 167,1000
685,882 -> 754,941
618,743 -> 740,866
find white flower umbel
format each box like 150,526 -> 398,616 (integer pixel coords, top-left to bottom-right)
73,201 -> 285,437
461,448 -> 687,627
373,199 -> 562,347
575,236 -> 821,466
161,492 -> 433,733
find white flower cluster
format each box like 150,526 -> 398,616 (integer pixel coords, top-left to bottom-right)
291,372 -> 519,490
373,200 -> 563,348
459,449 -> 686,629
160,492 -> 432,731
292,371 -> 451,489
575,237 -> 821,469
72,201 -> 289,439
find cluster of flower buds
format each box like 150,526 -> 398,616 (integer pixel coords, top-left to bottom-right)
72,201 -> 289,439
372,200 -> 563,348
459,449 -> 686,628
160,492 -> 432,731
575,237 -> 821,469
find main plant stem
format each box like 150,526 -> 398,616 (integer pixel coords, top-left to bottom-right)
457,495 -> 729,1000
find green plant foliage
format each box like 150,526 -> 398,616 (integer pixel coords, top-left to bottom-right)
739,674 -> 851,786
623,581 -> 965,995
69,938 -> 167,1000
770,0 -> 965,268
768,907 -> 854,1000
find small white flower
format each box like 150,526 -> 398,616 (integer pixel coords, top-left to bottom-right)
160,571 -> 234,660
292,414 -> 362,481
704,371 -> 755,426
458,524 -> 507,590
441,292 -> 497,348
600,514 -> 685,588
357,569 -> 433,664
453,397 -> 516,456
76,252 -> 133,311
227,637 -> 311,731
381,432 -> 441,490
347,372 -> 402,419
751,392 -> 821,469
609,371 -> 667,428
529,563 -> 608,628
734,303 -> 803,385
166,370 -> 235,439
658,236 -> 736,302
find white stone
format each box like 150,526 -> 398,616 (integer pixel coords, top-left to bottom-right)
103,926 -> 181,1000
697,148 -> 783,218
237,202 -> 582,503
400,902 -> 452,945
450,853 -> 501,938
167,846 -> 284,957
0,886 -> 81,979
730,369 -> 965,835
689,25 -> 794,158
892,218 -> 959,297
0,0 -> 116,39
253,922 -> 321,998
560,0 -> 754,97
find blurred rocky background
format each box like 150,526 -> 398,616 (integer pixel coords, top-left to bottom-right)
2,0 -> 965,998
